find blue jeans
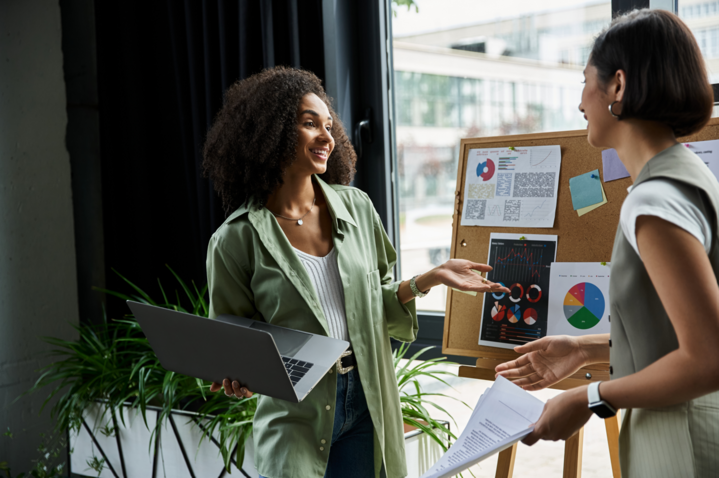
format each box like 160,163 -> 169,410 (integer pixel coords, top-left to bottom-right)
259,368 -> 375,478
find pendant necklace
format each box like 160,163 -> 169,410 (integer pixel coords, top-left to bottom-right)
270,196 -> 316,226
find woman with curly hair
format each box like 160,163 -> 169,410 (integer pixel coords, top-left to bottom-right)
203,66 -> 508,478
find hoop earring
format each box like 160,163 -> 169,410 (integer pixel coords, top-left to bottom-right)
609,101 -> 621,119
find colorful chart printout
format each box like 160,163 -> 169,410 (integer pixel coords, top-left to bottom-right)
547,262 -> 611,337
461,146 -> 562,228
479,233 -> 558,350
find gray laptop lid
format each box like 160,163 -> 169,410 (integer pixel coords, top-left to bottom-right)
126,301 -> 339,402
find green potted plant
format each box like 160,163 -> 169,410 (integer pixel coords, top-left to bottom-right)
24,267 -> 467,477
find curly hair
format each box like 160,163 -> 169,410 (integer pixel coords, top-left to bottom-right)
203,66 -> 357,215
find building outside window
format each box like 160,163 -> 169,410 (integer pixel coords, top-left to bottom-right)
392,0 -> 611,312
680,0 -> 719,82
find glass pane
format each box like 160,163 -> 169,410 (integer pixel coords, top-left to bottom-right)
392,0 -> 611,312
679,0 -> 719,83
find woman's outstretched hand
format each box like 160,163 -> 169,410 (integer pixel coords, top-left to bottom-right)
210,378 -> 254,398
433,259 -> 511,294
494,335 -> 587,391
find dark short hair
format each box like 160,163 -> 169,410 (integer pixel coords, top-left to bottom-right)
203,66 -> 356,214
590,9 -> 713,137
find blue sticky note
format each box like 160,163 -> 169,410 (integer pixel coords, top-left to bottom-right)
569,169 -> 603,210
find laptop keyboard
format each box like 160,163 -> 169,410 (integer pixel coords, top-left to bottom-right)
282,357 -> 315,386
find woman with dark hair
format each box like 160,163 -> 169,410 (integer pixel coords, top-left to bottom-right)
496,9 -> 719,477
203,66 -> 508,478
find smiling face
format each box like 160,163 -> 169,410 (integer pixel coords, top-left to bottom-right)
288,93 -> 335,177
578,62 -> 625,149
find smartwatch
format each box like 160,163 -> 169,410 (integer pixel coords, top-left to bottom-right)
588,381 -> 617,418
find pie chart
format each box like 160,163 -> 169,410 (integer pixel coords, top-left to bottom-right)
563,282 -> 605,330
491,302 -> 506,321
476,158 -> 495,181
523,308 -> 538,325
507,304 -> 520,324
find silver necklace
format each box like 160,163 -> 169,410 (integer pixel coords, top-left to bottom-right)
270,197 -> 316,225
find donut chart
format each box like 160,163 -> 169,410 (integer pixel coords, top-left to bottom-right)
476,158 -> 496,181
508,283 -> 524,303
492,282 -> 507,300
507,304 -> 520,323
563,282 -> 605,330
526,284 -> 542,303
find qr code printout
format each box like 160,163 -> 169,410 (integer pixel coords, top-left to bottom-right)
503,200 -> 521,221
465,200 -> 486,220
512,172 -> 556,198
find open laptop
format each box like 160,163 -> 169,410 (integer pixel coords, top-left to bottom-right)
126,301 -> 350,403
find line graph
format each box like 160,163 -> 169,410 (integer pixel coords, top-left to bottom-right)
524,200 -> 548,218
493,244 -> 551,282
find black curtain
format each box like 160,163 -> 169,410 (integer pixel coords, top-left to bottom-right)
95,0 -> 324,320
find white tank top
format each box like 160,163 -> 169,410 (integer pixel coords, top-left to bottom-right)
292,247 -> 350,342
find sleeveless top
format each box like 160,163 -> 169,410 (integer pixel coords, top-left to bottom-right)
609,143 -> 719,478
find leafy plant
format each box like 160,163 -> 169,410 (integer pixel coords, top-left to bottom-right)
394,343 -> 469,451
29,266 -> 256,472
0,431 -> 67,478
28,266 -> 470,473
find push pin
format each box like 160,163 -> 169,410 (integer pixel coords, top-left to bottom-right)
461,240 -> 467,247
591,173 -> 597,179
585,372 -> 592,380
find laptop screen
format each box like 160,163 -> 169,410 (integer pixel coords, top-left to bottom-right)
250,321 -> 312,358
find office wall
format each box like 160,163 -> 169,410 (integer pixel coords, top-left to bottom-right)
0,0 -> 79,470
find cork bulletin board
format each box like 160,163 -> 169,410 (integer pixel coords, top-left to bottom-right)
444,118 -> 719,386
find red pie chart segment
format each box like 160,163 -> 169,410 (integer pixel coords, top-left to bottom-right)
491,303 -> 506,322
568,283 -> 585,303
477,158 -> 496,181
523,308 -> 538,325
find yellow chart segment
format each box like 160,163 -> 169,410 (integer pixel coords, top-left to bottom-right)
564,293 -> 582,307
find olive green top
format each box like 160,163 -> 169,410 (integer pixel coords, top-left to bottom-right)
609,143 -> 719,477
206,175 -> 418,478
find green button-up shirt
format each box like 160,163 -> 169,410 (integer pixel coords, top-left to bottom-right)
206,176 -> 418,478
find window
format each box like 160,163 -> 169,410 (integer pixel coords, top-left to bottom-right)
392,0 -> 612,313
680,0 -> 719,83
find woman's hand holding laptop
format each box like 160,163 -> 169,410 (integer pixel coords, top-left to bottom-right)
210,378 -> 254,398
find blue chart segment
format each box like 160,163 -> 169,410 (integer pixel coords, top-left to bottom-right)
584,283 -> 605,319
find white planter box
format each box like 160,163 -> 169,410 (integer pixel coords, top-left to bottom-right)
70,403 -> 447,478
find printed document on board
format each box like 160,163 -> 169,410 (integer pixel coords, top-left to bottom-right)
420,376 -> 544,478
460,145 -> 561,228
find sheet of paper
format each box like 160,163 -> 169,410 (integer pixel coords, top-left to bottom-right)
684,140 -> 719,180
577,181 -> 607,216
420,377 -> 544,478
569,169 -> 603,210
460,145 -> 561,228
478,233 -> 558,350
547,263 -> 611,337
601,149 -> 630,182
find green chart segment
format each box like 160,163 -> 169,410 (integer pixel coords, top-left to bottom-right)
563,282 -> 605,330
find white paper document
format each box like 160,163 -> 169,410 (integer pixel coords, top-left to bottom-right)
684,140 -> 719,180
461,145 -> 561,228
420,377 -> 545,478
547,262 -> 611,337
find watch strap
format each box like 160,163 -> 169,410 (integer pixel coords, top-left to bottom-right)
588,381 -> 602,404
410,275 -> 429,298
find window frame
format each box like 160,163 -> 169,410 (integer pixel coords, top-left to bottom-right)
387,0 -> 716,361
